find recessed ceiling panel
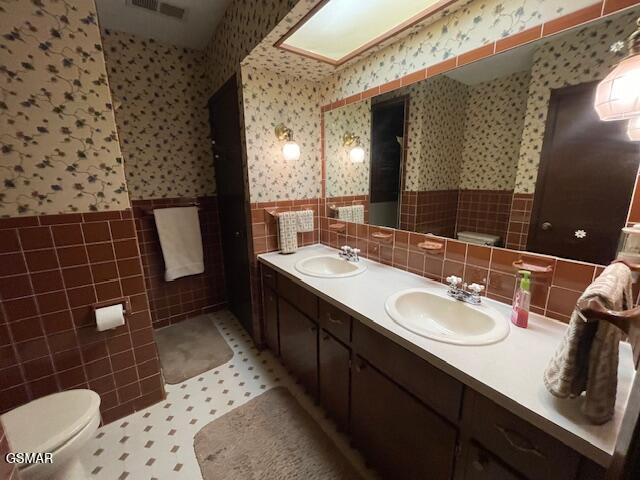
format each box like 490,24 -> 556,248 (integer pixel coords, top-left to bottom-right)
279,0 -> 455,65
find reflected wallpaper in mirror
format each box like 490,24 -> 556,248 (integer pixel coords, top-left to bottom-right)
324,8 -> 640,265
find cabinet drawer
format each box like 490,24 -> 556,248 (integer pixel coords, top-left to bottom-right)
352,321 -> 463,423
262,265 -> 277,290
319,300 -> 351,344
278,275 -> 318,320
463,392 -> 580,480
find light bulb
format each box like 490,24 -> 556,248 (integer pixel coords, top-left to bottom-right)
595,54 -> 640,121
282,141 -> 300,161
629,116 -> 640,141
349,146 -> 365,163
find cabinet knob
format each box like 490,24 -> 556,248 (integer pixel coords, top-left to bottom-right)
322,334 -> 330,341
355,360 -> 366,372
327,314 -> 342,324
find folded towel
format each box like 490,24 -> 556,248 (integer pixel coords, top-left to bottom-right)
336,206 -> 353,222
352,205 -> 365,224
296,209 -> 314,232
278,211 -> 298,254
543,262 -> 632,424
154,206 -> 204,282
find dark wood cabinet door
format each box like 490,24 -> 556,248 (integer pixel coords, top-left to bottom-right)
461,443 -> 524,480
319,330 -> 350,431
351,355 -> 458,480
278,298 -> 318,398
263,286 -> 279,355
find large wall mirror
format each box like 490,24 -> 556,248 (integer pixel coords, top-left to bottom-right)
323,7 -> 640,265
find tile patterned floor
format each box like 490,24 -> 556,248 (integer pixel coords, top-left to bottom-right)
79,310 -> 376,479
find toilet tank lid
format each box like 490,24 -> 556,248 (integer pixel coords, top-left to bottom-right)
457,231 -> 501,243
1,389 -> 100,454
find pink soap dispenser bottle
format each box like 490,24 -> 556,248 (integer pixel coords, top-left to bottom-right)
511,270 -> 531,328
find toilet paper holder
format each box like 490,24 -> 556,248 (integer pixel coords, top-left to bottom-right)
92,297 -> 131,317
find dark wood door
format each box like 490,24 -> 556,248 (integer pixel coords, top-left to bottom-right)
263,286 -> 279,355
208,76 -> 252,333
528,82 -> 639,264
319,330 -> 350,431
461,443 -> 524,480
351,355 -> 458,480
278,298 -> 318,398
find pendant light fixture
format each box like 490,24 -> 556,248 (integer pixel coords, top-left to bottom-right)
595,17 -> 640,121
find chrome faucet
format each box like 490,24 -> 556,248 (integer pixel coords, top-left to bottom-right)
446,275 -> 485,305
339,245 -> 361,262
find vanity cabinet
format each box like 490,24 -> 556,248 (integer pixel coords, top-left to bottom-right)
278,297 -> 318,398
318,329 -> 350,431
460,443 -> 524,480
351,354 -> 458,479
260,268 -> 607,480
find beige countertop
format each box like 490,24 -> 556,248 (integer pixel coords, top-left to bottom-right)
258,244 -> 635,467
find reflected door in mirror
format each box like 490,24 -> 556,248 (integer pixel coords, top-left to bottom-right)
528,82 -> 640,265
370,98 -> 406,228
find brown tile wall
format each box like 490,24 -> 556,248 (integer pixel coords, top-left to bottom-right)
400,190 -> 459,236
131,197 -> 226,329
506,193 -> 534,250
456,189 -> 513,245
0,211 -> 164,425
0,420 -> 18,480
325,195 -> 370,223
320,216 -> 617,322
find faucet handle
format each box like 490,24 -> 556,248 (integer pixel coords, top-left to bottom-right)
446,275 -> 463,288
341,245 -> 352,252
468,283 -> 485,295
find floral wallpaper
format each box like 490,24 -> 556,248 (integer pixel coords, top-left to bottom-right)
102,29 -> 215,200
319,0 -> 598,102
204,0 -> 297,95
325,100 -> 371,198
241,65 -> 321,202
0,0 -> 128,217
388,76 -> 469,192
514,8 -> 639,193
459,70 -> 530,190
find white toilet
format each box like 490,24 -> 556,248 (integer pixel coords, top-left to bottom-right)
1,389 -> 101,480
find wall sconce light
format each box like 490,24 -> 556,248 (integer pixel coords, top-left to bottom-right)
343,132 -> 365,163
275,123 -> 300,161
629,116 -> 640,141
595,17 -> 640,121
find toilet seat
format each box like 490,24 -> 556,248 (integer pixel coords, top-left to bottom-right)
1,389 -> 101,457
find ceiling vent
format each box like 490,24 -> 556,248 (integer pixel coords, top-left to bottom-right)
130,0 -> 158,12
126,0 -> 186,20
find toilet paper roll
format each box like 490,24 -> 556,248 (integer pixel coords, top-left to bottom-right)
95,304 -> 125,331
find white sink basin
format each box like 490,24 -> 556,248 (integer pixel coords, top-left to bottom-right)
385,288 -> 509,345
295,255 -> 367,278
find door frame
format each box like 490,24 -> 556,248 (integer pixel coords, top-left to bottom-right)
369,94 -> 410,228
527,81 -> 598,252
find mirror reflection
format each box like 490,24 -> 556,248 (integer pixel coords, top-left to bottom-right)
324,9 -> 640,265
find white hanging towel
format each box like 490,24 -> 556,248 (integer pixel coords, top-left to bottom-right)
352,205 -> 365,224
336,206 -> 353,222
278,211 -> 298,254
296,209 -> 314,232
154,206 -> 204,281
